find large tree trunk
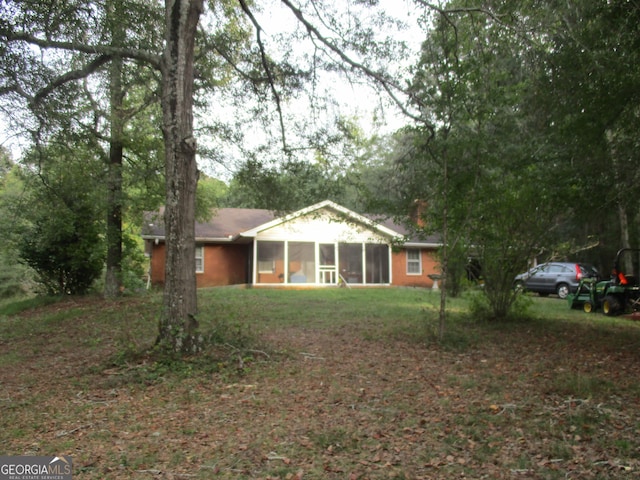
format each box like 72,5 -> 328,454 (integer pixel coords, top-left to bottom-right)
157,0 -> 203,354
104,0 -> 125,298
105,53 -> 124,298
104,136 -> 124,298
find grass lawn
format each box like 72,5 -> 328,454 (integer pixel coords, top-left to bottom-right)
1,287 -> 640,479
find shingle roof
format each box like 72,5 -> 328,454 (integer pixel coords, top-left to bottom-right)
142,208 -> 275,240
195,208 -> 276,239
142,202 -> 441,246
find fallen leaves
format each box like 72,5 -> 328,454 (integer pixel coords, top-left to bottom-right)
3,298 -> 640,479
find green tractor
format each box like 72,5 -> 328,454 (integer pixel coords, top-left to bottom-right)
568,248 -> 640,316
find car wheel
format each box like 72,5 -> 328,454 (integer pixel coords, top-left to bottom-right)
602,295 -> 620,316
556,283 -> 570,299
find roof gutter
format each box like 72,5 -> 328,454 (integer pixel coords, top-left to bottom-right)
403,242 -> 442,248
142,235 -> 240,243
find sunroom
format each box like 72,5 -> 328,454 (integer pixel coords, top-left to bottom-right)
254,240 -> 391,285
238,201 -> 400,286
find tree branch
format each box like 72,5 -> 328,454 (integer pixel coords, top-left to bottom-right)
414,0 -> 544,51
413,1 -> 507,25
278,0 -> 433,132
0,30 -> 162,69
32,55 -> 112,106
0,81 -> 33,101
237,0 -> 289,153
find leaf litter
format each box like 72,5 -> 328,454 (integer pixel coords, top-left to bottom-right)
1,296 -> 640,479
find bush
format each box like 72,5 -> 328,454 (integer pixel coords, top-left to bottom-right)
469,289 -> 533,321
0,252 -> 33,299
18,192 -> 104,295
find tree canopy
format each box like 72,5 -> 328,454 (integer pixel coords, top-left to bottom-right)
363,0 -> 640,321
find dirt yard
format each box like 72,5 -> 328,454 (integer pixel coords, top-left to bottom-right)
1,294 -> 640,479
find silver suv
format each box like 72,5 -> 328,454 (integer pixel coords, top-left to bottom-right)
514,262 -> 599,299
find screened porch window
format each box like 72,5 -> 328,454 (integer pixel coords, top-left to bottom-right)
339,243 -> 363,283
257,241 -> 283,273
407,249 -> 421,275
257,241 -> 285,283
366,244 -> 389,283
288,242 -> 315,283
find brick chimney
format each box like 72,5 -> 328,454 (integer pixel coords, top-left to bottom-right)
410,199 -> 428,229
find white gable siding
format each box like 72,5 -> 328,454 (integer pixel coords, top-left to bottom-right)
254,211 -> 388,243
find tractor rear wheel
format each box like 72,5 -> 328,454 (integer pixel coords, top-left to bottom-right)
603,295 -> 621,316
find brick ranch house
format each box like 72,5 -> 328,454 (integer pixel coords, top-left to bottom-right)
142,200 -> 441,288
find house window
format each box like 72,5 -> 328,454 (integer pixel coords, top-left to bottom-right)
195,244 -> 204,273
407,249 -> 421,275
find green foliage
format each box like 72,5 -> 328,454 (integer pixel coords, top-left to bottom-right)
536,0 -> 640,261
121,230 -> 149,292
468,289 -> 533,322
0,152 -> 33,297
224,158 -> 343,211
16,143 -> 105,295
19,195 -> 104,295
121,99 -> 166,219
195,173 -> 227,221
222,116 -> 396,212
385,2 -> 583,320
0,251 -> 33,299
0,147 -> 12,178
442,242 -> 473,298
